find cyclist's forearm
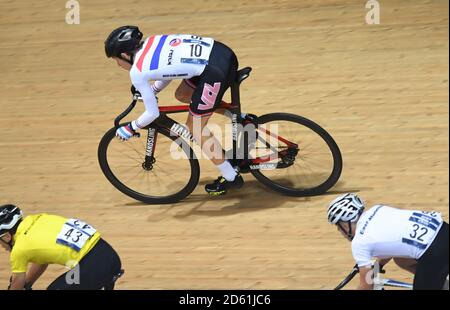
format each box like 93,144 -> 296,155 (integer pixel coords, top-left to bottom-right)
131,76 -> 161,129
25,263 -> 48,286
357,283 -> 374,290
358,267 -> 374,290
8,273 -> 26,290
134,85 -> 160,129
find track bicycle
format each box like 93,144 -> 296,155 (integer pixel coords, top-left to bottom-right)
98,67 -> 343,204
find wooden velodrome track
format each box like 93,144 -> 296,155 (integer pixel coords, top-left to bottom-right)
0,0 -> 448,289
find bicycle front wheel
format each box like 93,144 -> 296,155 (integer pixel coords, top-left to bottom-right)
98,125 -> 200,204
250,113 -> 342,196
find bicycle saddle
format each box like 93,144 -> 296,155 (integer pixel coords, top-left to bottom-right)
236,67 -> 252,84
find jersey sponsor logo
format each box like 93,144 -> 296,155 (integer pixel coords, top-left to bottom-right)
169,38 -> 181,46
167,49 -> 174,65
162,73 -> 188,78
359,205 -> 383,235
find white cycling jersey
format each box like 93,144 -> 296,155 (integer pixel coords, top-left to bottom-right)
129,34 -> 215,129
352,205 -> 444,267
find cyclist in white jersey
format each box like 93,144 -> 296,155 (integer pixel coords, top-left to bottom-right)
327,193 -> 449,290
104,26 -> 243,196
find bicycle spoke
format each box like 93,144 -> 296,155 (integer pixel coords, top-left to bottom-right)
99,125 -> 200,203
127,141 -> 146,158
251,114 -> 341,195
111,148 -> 143,164
152,163 -> 173,178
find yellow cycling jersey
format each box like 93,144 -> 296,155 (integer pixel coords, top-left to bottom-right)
10,213 -> 101,273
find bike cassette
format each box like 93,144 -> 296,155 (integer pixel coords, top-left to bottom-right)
280,148 -> 299,166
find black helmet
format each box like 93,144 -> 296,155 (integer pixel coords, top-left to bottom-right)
0,204 -> 23,236
105,25 -> 143,58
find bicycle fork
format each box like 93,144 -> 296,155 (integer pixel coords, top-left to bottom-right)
142,128 -> 157,170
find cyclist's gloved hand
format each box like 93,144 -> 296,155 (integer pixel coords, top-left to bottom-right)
116,123 -> 137,141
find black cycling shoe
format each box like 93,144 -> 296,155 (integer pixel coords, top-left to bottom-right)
205,174 -> 244,196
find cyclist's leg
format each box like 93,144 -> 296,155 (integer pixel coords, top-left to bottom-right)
186,113 -> 224,165
188,42 -> 243,193
187,70 -> 241,189
393,257 -> 417,274
187,61 -> 234,159
47,238 -> 122,290
175,77 -> 199,103
47,271 -> 72,290
413,222 -> 449,290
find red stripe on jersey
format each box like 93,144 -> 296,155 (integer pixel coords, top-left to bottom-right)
136,36 -> 155,72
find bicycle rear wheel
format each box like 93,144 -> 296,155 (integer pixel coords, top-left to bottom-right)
249,113 -> 342,196
98,125 -> 200,204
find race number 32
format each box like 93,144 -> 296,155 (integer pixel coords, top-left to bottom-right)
409,224 -> 428,242
402,211 -> 442,249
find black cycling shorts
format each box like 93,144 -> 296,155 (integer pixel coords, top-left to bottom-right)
413,221 -> 449,290
186,41 -> 238,117
47,238 -> 122,290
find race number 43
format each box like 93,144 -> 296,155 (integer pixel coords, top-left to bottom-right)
56,218 -> 97,252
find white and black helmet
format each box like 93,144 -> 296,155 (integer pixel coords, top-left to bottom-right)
327,193 -> 365,224
0,204 -> 23,236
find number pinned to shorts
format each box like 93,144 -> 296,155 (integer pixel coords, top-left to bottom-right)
56,219 -> 97,252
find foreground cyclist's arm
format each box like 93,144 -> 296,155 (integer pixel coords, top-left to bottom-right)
8,272 -> 26,290
115,80 -> 159,140
352,242 -> 374,290
9,247 -> 28,290
116,71 -> 170,140
130,71 -> 171,130
25,263 -> 48,288
357,266 -> 374,290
